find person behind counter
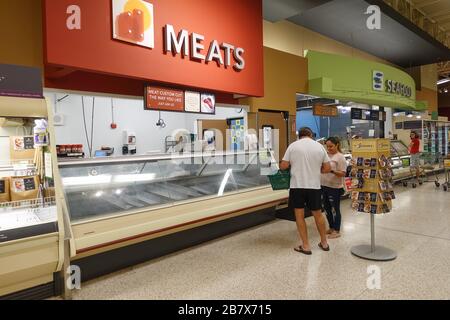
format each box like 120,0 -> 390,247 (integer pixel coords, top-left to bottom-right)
321,137 -> 347,239
280,127 -> 331,255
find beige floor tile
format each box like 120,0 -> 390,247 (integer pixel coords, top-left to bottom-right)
357,236 -> 450,300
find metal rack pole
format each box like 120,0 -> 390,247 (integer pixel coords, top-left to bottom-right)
351,213 -> 397,261
371,213 -> 375,253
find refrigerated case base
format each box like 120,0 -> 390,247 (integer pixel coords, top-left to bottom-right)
0,273 -> 62,300
0,233 -> 60,298
72,206 -> 276,282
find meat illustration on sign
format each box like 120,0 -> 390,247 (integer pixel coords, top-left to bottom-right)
201,94 -> 215,114
113,0 -> 154,48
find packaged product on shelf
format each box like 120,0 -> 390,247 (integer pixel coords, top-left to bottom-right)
33,119 -> 49,147
351,201 -> 359,210
370,170 -> 377,179
0,177 -> 11,203
380,192 -> 390,202
357,179 -> 365,188
370,193 -> 378,202
358,192 -> 366,201
358,203 -> 365,213
370,205 -> 378,214
370,158 -> 377,167
364,203 -> 371,213
10,176 -> 40,201
363,169 -> 370,179
356,169 -> 364,178
351,191 -> 359,200
10,136 -> 35,160
389,191 -> 396,199
379,155 -> 388,168
379,181 -> 388,191
357,157 -> 364,166
364,158 -> 371,167
364,193 -> 371,202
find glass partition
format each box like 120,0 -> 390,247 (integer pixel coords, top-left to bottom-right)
59,151 -> 275,222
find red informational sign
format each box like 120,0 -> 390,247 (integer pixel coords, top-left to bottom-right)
145,86 -> 184,112
43,0 -> 264,97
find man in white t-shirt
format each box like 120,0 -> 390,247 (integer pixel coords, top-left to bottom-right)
280,127 -> 331,255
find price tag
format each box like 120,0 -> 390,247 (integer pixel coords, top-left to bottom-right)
45,153 -> 53,179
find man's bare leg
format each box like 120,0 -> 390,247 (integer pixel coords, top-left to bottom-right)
294,208 -> 310,251
312,210 -> 329,248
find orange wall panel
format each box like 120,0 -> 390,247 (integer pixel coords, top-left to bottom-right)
0,0 -> 43,68
416,87 -> 438,113
240,47 -> 308,114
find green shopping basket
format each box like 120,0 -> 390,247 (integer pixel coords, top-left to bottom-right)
268,170 -> 291,190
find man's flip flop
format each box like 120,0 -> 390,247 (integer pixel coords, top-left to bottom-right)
294,246 -> 312,255
318,243 -> 330,251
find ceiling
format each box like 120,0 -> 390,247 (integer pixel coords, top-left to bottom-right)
410,0 -> 450,77
411,0 -> 450,33
263,0 -> 450,68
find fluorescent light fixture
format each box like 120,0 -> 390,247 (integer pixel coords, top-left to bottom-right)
407,114 -> 413,118
416,115 -> 422,119
114,173 -> 156,183
218,169 -> 233,196
115,189 -> 123,195
437,79 -> 450,85
62,175 -> 112,186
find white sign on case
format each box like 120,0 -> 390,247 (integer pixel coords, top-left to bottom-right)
184,91 -> 201,113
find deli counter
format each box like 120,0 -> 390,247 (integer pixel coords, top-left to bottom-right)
59,150 -> 288,280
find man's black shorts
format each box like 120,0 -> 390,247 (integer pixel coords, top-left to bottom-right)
289,188 -> 322,211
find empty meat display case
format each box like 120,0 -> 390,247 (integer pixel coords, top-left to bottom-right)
58,150 -> 287,280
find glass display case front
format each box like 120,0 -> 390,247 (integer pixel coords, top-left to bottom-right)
59,151 -> 276,222
390,140 -> 411,173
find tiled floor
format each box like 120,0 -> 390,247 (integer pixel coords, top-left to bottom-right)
72,178 -> 450,300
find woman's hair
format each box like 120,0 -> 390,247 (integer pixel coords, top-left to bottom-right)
326,137 -> 342,153
410,131 -> 418,138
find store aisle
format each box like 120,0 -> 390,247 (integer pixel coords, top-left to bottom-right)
72,179 -> 450,300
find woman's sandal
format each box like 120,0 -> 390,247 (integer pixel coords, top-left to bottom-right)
294,245 -> 312,255
318,243 -> 330,251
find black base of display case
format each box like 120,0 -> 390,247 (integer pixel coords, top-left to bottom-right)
275,206 -> 313,221
72,207 -> 277,283
0,273 -> 62,300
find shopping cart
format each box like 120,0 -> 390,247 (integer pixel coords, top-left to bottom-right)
402,152 -> 441,188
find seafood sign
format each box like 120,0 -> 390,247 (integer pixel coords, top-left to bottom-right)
372,70 -> 412,97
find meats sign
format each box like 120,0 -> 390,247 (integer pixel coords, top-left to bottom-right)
44,0 -> 263,96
